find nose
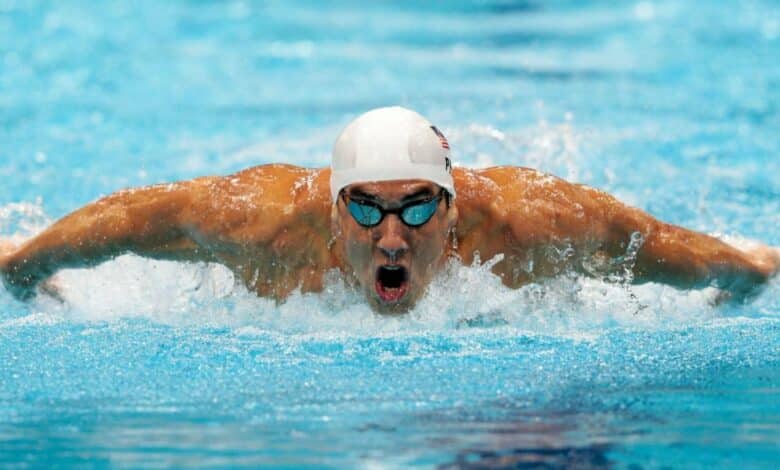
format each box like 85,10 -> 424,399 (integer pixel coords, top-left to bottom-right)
379,246 -> 407,262
374,214 -> 409,262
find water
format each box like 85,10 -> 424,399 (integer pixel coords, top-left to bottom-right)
2,0 -> 780,467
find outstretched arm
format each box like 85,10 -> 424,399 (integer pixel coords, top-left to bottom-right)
0,164 -> 334,301
607,200 -> 779,300
467,167 -> 780,301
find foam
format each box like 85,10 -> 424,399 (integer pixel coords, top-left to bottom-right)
2,249 -> 754,341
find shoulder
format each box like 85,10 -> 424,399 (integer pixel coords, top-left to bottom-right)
452,166 -> 569,219
184,164 -> 332,240
456,165 -> 616,210
189,164 -> 330,207
207,164 -> 329,198
454,165 -> 595,201
452,166 -> 613,244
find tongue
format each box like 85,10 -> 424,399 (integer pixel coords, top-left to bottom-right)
375,280 -> 408,302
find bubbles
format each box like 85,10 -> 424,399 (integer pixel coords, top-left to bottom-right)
0,201 -> 51,242
451,118 -> 588,183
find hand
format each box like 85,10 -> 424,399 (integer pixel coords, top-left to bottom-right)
0,239 -> 19,277
1,239 -> 64,303
712,244 -> 780,306
744,244 -> 780,279
0,239 -> 40,301
0,239 -> 17,258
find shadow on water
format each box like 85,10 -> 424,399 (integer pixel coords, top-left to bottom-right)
410,406 -> 621,470
0,396 -> 624,468
433,416 -> 615,469
441,444 -> 612,469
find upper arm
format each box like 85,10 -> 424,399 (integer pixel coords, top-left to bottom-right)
467,166 -> 634,252
457,166 -> 666,284
454,167 -> 620,284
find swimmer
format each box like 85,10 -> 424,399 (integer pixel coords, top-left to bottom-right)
1,107 -> 779,313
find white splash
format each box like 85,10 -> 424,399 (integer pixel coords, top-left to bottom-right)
0,201 -> 51,242
449,119 -> 588,183
6,250 -> 741,340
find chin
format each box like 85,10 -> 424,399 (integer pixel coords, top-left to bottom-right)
369,295 -> 416,315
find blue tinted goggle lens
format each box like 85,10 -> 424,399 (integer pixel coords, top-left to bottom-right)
347,200 -> 382,226
346,195 -> 442,228
400,198 -> 440,226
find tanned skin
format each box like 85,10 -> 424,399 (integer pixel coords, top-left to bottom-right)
1,164 -> 778,311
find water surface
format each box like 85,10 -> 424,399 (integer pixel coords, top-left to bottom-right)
1,1 -> 779,468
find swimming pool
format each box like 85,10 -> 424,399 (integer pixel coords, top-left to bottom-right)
1,0 -> 779,467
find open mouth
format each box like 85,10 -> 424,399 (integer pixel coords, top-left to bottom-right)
375,265 -> 410,303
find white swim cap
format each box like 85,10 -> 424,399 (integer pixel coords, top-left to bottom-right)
330,106 -> 455,201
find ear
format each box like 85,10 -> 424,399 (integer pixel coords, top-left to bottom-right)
445,203 -> 458,231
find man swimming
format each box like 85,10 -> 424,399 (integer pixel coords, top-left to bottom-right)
1,107 -> 779,313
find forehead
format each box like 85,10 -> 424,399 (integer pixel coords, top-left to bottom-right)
344,180 -> 438,200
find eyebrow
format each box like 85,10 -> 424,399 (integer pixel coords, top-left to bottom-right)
401,188 -> 434,202
348,187 -> 434,204
347,189 -> 380,202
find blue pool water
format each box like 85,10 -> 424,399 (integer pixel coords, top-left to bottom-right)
2,0 -> 780,467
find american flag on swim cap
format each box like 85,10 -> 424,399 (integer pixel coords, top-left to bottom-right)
430,126 -> 450,150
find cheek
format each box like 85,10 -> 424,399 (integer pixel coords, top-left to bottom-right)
343,229 -> 373,268
411,226 -> 448,269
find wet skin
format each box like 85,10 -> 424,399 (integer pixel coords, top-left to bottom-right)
1,164 -> 779,311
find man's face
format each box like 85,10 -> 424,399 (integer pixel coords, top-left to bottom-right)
334,180 -> 457,313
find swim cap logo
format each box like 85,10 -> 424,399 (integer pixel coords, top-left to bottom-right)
430,126 -> 450,150
429,126 -> 452,173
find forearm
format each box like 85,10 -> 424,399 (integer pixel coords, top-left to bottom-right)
606,206 -> 774,297
634,224 -> 769,294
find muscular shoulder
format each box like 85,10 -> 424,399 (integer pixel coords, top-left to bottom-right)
185,164 -> 332,241
455,166 -> 608,203
453,166 -> 571,221
209,164 -> 330,203
452,166 -> 615,246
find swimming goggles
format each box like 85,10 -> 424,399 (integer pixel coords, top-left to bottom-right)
342,191 -> 445,228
